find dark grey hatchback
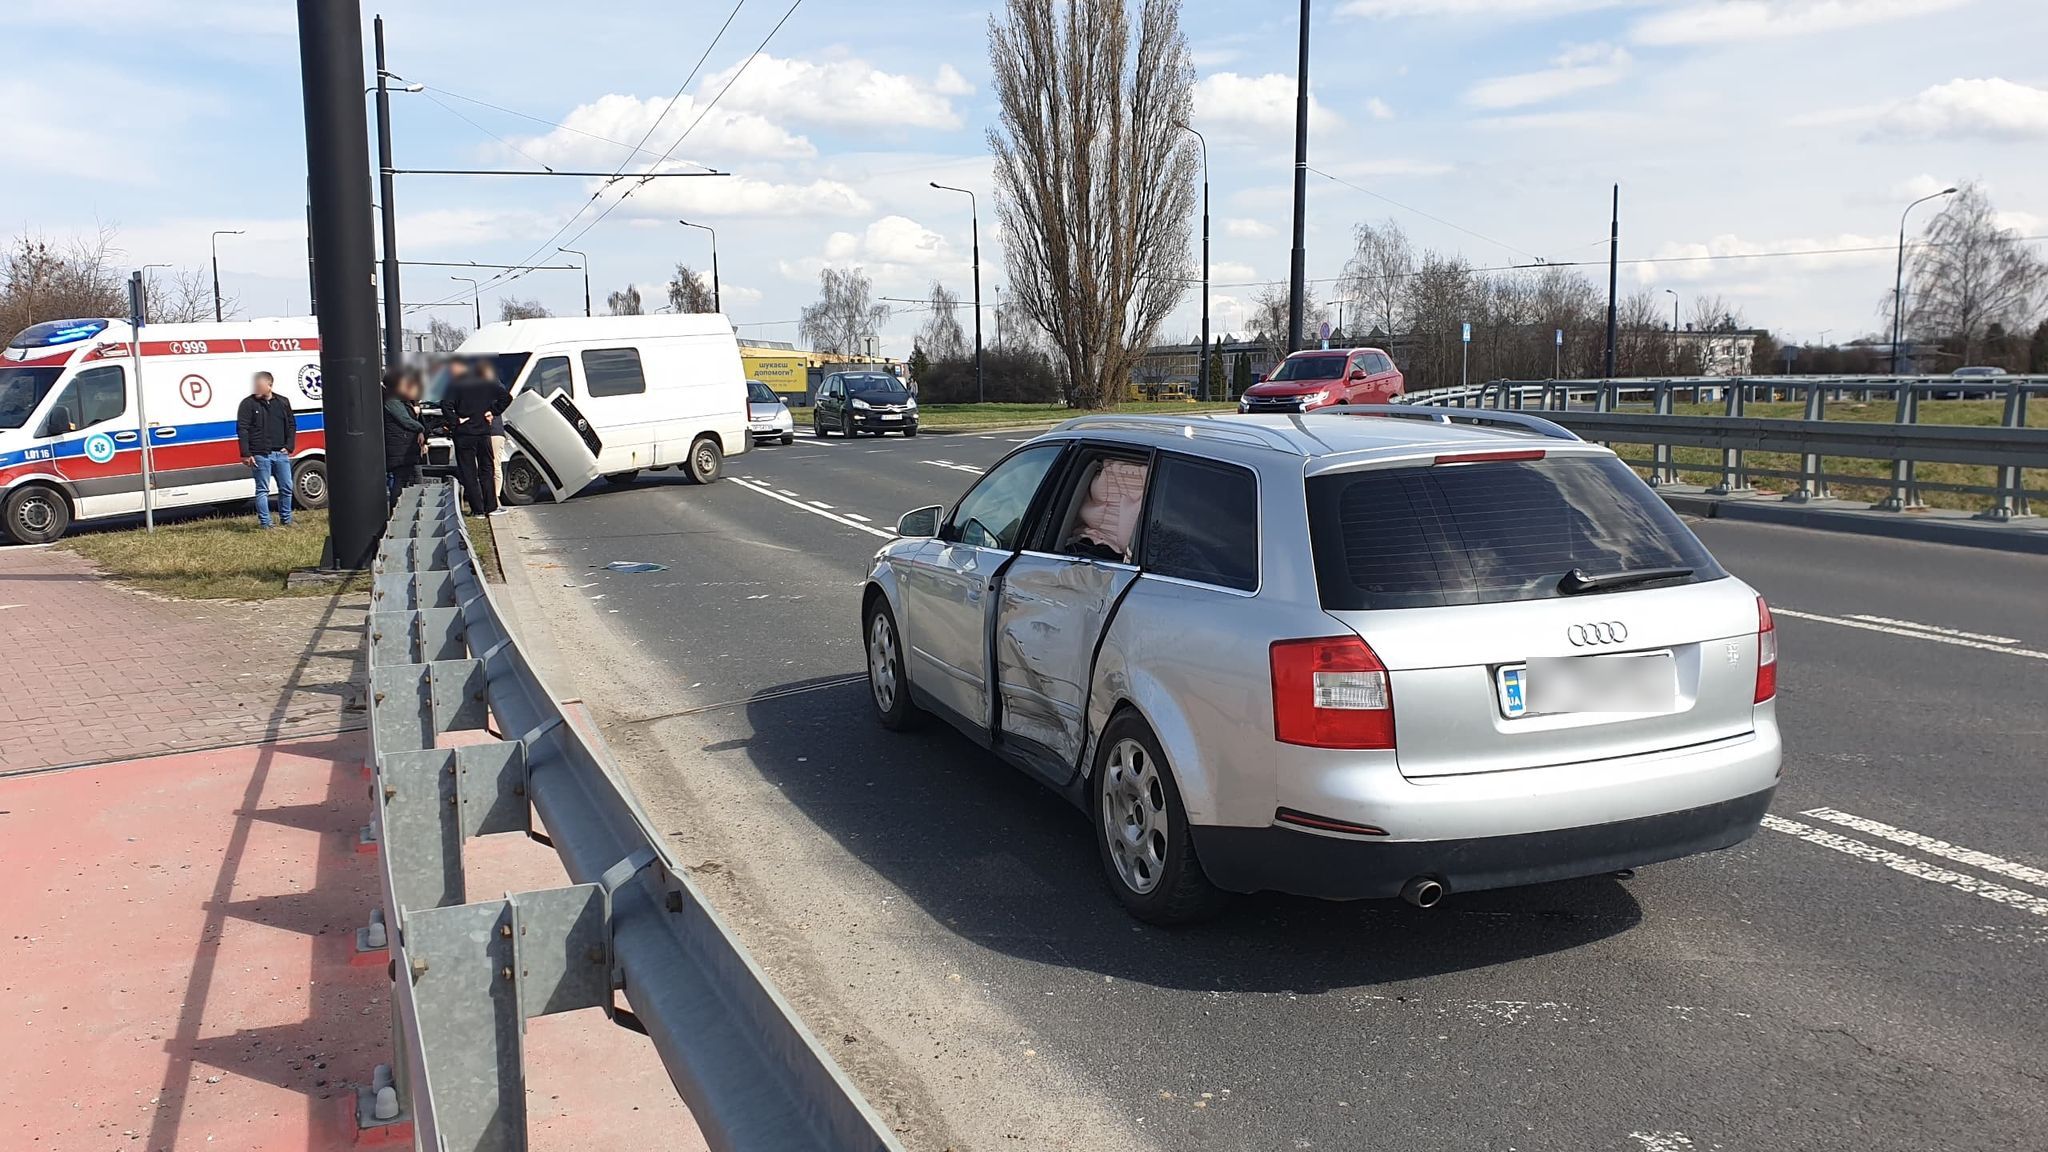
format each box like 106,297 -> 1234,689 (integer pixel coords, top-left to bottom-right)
813,371 -> 919,437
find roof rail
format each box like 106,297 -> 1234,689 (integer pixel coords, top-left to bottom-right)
1057,413 -> 1307,453
1323,404 -> 1582,442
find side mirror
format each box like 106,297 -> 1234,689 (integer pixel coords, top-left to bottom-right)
44,406 -> 75,436
896,505 -> 943,539
1350,367 -> 1369,380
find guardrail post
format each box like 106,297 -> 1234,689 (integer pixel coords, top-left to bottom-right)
1648,384 -> 1675,487
1875,381 -> 1924,511
1706,379 -> 1751,495
1786,381 -> 1830,503
1976,380 -> 2034,521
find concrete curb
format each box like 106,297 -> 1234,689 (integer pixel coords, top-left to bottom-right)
919,421 -> 1066,437
482,509 -> 576,694
1657,486 -> 2048,556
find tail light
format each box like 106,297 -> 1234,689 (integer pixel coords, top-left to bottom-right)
1271,636 -> 1395,749
1754,596 -> 1777,703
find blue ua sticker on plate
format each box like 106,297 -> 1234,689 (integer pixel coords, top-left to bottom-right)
1497,666 -> 1527,718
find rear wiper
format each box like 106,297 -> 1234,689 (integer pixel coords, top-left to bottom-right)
1557,566 -> 1694,595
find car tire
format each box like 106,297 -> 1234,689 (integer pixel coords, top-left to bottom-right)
903,426 -> 919,438
780,433 -> 794,446
1091,711 -> 1226,925
815,415 -> 830,438
863,597 -> 922,731
501,456 -> 540,506
843,414 -> 856,438
3,484 -> 72,545
605,470 -> 640,486
291,457 -> 329,509
685,436 -> 723,484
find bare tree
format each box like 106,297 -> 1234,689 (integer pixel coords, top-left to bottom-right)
1905,183 -> 2047,365
143,268 -> 227,323
917,280 -> 968,361
428,317 -> 468,352
607,285 -> 643,316
0,229 -> 125,339
1249,282 -> 1327,364
1687,293 -> 1742,333
498,297 -> 551,322
988,0 -> 1199,408
1339,218 -> 1413,341
798,266 -> 890,355
667,264 -> 716,314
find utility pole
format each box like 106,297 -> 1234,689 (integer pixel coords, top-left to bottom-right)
209,230 -> 243,323
297,0 -> 386,568
1603,184 -> 1619,378
1179,122 -> 1211,402
374,15 -> 403,370
452,276 -> 481,329
678,221 -> 720,313
1287,0 -> 1311,354
558,248 -> 590,316
1892,186 -> 1957,374
931,183 -> 984,403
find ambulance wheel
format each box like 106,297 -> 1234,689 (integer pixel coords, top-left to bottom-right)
292,458 -> 329,509
502,457 -> 540,506
4,484 -> 71,545
686,436 -> 724,484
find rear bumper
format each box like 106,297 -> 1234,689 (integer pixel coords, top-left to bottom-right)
1193,786 -> 1774,900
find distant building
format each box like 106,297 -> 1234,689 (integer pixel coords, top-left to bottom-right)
1670,328 -> 1760,376
1130,339 -> 1270,397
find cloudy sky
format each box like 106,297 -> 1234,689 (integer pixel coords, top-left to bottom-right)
8,0 -> 2044,354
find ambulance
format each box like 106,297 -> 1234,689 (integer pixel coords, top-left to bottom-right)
0,317 -> 327,543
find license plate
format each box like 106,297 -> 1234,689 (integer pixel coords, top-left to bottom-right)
1496,653 -> 1677,718
880,413 -> 902,421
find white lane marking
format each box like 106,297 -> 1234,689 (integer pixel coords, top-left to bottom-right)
1628,1133 -> 1697,1152
1801,808 -> 2048,891
1773,608 -> 2048,661
808,500 -> 834,509
845,513 -> 872,523
729,479 -> 893,539
777,489 -> 802,498
923,459 -> 985,475
1844,614 -> 2020,645
1006,437 -> 1032,443
1762,815 -> 2048,917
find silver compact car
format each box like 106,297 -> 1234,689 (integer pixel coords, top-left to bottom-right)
861,408 -> 1781,924
747,379 -> 795,446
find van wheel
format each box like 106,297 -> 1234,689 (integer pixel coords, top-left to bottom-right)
1092,711 -> 1226,925
605,470 -> 640,486
685,437 -> 723,484
501,457 -> 540,506
292,458 -> 329,509
4,484 -> 72,545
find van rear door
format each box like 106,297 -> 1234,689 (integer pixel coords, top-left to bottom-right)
500,390 -> 603,502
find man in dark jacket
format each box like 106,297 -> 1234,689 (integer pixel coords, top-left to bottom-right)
236,371 -> 298,528
382,370 -> 426,507
443,361 -> 513,515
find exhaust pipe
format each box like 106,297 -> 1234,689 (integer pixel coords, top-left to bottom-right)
1399,876 -> 1445,909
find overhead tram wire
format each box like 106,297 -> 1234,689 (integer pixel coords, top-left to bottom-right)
1306,165 -> 1542,262
410,82 -> 703,168
405,0 -> 753,315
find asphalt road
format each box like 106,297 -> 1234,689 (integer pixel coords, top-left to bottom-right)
505,427 -> 2048,1152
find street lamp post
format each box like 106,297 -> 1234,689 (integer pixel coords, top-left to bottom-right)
452,276 -> 481,329
930,183 -> 983,403
209,231 -> 244,324
558,248 -> 590,317
1891,186 -> 1957,375
677,220 -> 720,313
1287,0 -> 1311,353
1176,121 -> 1210,401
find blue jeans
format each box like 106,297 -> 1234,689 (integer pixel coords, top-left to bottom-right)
250,450 -> 294,527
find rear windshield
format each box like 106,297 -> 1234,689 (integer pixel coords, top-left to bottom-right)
747,380 -> 778,403
1269,356 -> 1345,382
1307,454 -> 1724,610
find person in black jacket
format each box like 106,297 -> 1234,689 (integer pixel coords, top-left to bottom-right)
382,370 -> 426,507
236,371 -> 298,528
443,360 -> 513,515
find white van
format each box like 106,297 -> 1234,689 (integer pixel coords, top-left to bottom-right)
459,314 -> 749,504
0,317 -> 327,543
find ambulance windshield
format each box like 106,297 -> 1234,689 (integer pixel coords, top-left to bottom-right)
0,366 -> 63,431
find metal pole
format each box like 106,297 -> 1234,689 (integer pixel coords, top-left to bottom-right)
1603,184 -> 1619,378
928,185 -> 983,403
305,181 -> 318,316
209,231 -> 245,321
1892,187 -> 1956,375
128,272 -> 158,532
1187,124 -> 1210,401
1287,0 -> 1311,354
298,0 -> 387,569
556,249 -> 590,316
375,16 -> 404,370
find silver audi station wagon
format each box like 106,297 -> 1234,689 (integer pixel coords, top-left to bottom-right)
861,408 -> 1781,924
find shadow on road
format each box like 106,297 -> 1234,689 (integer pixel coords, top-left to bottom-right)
741,676 -> 1642,995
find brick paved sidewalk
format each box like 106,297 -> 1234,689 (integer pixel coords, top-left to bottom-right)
0,546 -> 367,774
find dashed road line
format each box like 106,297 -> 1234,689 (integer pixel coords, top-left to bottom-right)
729,478 -> 893,539
1761,814 -> 2048,917
845,513 -> 873,523
1801,808 -> 2048,890
1773,608 -> 2048,661
1843,614 -> 2020,645
923,459 -> 986,475
808,500 -> 834,509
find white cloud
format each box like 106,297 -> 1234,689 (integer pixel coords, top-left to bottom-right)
1323,158 -> 1456,178
515,92 -> 815,165
704,54 -> 972,131
1466,43 -> 1632,109
1634,232 -> 1891,284
1213,261 -> 1261,284
1344,0 -> 1633,16
1631,0 -> 1970,46
1892,173 -> 1954,200
1194,73 -> 1344,144
626,174 -> 874,219
1877,78 -> 2048,142
1365,97 -> 1395,121
825,215 -> 955,266
1225,218 -> 1277,239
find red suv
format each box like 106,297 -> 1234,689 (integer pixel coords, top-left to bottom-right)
1238,347 -> 1403,414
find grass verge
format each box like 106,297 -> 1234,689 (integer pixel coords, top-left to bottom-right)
788,399 -> 1235,431
59,508 -> 366,600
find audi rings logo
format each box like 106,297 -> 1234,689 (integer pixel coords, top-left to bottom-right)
1568,622 -> 1629,647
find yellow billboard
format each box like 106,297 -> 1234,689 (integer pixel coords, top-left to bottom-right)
743,353 -> 808,397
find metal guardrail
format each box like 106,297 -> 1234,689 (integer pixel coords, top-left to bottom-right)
1400,375 -> 2047,519
359,480 -> 902,1151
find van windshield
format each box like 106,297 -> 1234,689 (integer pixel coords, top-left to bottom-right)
0,366 -> 62,431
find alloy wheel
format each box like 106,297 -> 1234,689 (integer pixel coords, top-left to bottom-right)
1100,738 -> 1168,895
868,612 -> 898,713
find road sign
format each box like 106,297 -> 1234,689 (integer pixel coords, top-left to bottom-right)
1461,322 -> 1472,344
1555,328 -> 1564,346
